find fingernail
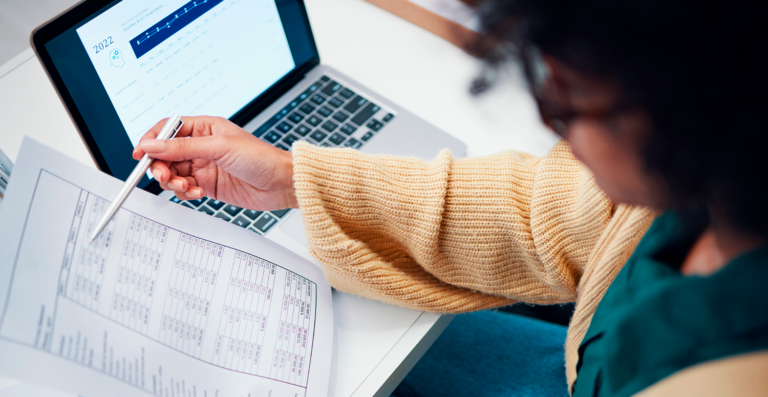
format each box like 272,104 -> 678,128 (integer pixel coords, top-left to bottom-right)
169,179 -> 184,190
141,140 -> 166,153
152,169 -> 162,181
187,188 -> 203,199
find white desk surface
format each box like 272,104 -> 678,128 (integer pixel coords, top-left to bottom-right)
0,0 -> 559,396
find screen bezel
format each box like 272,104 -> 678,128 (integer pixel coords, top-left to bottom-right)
31,0 -> 320,194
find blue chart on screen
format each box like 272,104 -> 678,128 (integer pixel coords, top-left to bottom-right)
130,0 -> 224,58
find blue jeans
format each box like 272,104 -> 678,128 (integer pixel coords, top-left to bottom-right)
393,310 -> 569,397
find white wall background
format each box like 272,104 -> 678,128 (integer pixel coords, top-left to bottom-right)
0,0 -> 79,65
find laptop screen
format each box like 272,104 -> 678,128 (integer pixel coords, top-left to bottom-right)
40,0 -> 317,189
75,0 -> 296,146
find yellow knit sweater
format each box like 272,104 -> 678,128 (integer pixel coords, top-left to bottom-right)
292,140 -> 657,390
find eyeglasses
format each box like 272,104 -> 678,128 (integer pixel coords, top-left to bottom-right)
520,45 -> 630,136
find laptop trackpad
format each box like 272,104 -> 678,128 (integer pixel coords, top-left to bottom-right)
280,211 -> 308,246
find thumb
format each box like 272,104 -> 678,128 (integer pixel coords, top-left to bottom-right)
140,136 -> 228,162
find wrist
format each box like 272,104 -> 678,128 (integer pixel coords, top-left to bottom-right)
279,148 -> 299,209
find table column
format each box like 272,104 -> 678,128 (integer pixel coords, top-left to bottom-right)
159,233 -> 220,357
108,213 -> 164,335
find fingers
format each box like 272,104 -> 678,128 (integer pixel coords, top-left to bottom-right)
169,161 -> 193,177
167,176 -> 189,191
133,116 -> 233,160
173,188 -> 203,201
149,154 -> 203,200
140,135 -> 230,162
149,158 -> 194,185
149,160 -> 171,183
133,118 -> 170,160
159,175 -> 204,200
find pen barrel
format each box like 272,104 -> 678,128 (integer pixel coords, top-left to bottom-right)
88,154 -> 153,241
88,114 -> 181,242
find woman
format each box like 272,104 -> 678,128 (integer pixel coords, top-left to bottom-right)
133,0 -> 768,395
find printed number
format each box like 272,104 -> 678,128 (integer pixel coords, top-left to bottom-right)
93,36 -> 114,54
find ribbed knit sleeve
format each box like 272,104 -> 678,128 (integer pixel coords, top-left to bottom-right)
291,140 -> 613,313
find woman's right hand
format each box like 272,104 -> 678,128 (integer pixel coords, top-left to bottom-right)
133,116 -> 298,211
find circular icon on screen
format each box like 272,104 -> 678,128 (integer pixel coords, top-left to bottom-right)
110,49 -> 125,68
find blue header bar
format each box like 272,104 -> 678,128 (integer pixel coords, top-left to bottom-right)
130,0 -> 224,58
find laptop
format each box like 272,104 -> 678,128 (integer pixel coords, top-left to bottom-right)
31,0 -> 466,245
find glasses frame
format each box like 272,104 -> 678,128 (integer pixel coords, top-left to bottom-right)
520,45 -> 631,137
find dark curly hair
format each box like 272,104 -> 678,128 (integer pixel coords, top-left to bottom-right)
472,0 -> 768,238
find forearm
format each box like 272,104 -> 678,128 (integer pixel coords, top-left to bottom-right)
292,141 -> 612,312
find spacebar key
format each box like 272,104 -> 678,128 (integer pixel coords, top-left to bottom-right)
351,103 -> 381,126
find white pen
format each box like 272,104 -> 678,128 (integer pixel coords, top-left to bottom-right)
88,114 -> 184,243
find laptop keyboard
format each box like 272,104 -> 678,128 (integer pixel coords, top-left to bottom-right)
167,75 -> 396,235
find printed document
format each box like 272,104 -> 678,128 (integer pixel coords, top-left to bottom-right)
0,138 -> 332,397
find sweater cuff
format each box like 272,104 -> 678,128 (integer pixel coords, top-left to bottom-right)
291,141 -> 453,263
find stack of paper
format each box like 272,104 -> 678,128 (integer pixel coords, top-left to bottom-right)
0,138 -> 333,397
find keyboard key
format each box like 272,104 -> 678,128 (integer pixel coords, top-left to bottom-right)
328,97 -> 344,108
285,98 -> 302,110
282,134 -> 301,146
288,113 -> 304,123
344,138 -> 362,149
276,143 -> 290,151
207,199 -> 225,210
276,122 -> 293,133
243,209 -> 263,220
317,106 -> 333,118
361,131 -> 375,142
328,133 -> 346,145
351,103 -> 381,126
181,202 -> 194,209
198,206 -> 216,216
248,227 -> 263,235
320,75 -> 330,82
383,113 -> 395,122
309,130 -> 328,143
321,81 -> 343,96
294,125 -> 312,136
340,124 -> 357,135
276,107 -> 290,120
264,131 -> 282,143
278,101 -> 297,118
306,115 -> 322,127
187,197 -> 208,207
253,213 -> 278,233
320,142 -> 333,147
300,83 -> 322,100
295,91 -> 311,103
343,95 -> 368,113
223,204 -> 243,217
214,212 -> 231,222
299,103 -> 316,115
270,209 -> 291,218
169,196 -> 182,204
321,120 -> 339,132
339,88 -> 355,99
253,116 -> 279,138
232,215 -> 251,228
366,119 -> 384,131
310,94 -> 326,105
332,111 -> 350,123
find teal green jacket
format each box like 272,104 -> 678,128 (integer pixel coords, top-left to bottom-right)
573,211 -> 768,396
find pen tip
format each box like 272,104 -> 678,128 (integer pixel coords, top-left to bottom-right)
87,237 -> 94,244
